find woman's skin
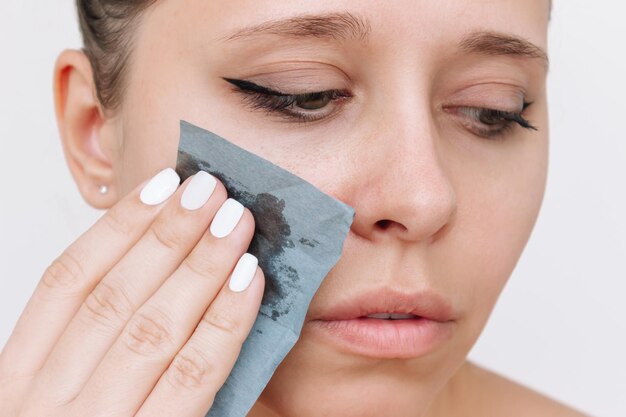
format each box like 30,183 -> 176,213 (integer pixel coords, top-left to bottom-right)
0,0 -> 590,416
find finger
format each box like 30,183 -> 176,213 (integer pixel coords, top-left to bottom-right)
73,199 -> 256,415
137,264 -> 264,417
0,167 -> 180,379
32,171 -> 226,404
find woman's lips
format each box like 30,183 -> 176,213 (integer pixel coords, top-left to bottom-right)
308,317 -> 455,359
306,288 -> 457,359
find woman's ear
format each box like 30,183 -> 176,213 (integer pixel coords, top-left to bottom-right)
53,49 -> 119,209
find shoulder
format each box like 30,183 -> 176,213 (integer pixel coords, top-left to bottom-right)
450,361 -> 591,417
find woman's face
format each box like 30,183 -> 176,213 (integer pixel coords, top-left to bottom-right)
91,0 -> 550,415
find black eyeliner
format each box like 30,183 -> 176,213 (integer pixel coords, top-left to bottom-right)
222,77 -> 352,123
478,105 -> 538,132
506,104 -> 538,131
518,102 -> 538,130
492,109 -> 537,131
222,77 -> 290,97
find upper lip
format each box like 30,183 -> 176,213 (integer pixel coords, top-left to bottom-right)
314,287 -> 456,323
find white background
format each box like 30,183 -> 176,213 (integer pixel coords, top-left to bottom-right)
1,1 -> 624,416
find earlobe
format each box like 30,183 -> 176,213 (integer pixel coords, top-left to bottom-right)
53,49 -> 118,209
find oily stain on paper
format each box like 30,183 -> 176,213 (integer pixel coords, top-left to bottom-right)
177,151 -> 314,320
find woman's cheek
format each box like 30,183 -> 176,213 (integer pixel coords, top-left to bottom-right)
460,170 -> 546,325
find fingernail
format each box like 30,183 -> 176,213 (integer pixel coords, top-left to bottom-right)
229,253 -> 258,292
210,199 -> 244,238
181,171 -> 217,210
140,168 -> 180,206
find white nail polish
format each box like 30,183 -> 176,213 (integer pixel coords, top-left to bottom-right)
229,253 -> 258,292
140,168 -> 180,206
181,171 -> 217,210
210,199 -> 244,238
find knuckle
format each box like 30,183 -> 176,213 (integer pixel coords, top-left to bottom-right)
149,216 -> 186,251
165,346 -> 215,390
181,252 -> 222,281
103,205 -> 134,236
122,309 -> 175,357
41,249 -> 87,293
200,309 -> 243,345
82,280 -> 132,327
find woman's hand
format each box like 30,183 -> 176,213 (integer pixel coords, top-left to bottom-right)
0,168 -> 265,417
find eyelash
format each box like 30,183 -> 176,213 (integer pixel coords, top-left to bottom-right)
444,104 -> 537,140
223,77 -> 538,138
223,77 -> 352,123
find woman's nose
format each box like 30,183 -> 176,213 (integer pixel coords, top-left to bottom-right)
346,110 -> 458,244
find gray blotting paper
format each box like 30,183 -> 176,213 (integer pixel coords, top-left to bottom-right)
175,121 -> 355,417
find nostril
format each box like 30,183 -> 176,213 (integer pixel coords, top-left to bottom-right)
376,219 -> 392,230
376,219 -> 408,232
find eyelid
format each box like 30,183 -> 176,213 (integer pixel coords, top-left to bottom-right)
223,77 -> 352,123
444,104 -> 538,140
442,82 -> 531,113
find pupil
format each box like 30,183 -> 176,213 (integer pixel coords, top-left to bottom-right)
480,110 -> 504,126
296,93 -> 331,110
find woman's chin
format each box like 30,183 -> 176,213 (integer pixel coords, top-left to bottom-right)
256,376 -> 434,417
253,337 -> 460,417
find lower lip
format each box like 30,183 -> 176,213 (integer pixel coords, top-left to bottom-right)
307,317 -> 455,359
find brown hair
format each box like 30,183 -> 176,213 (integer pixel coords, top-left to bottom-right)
76,0 -> 156,112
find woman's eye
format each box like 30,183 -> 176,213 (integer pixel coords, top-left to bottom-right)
446,105 -> 538,140
223,77 -> 538,137
223,77 -> 352,123
294,92 -> 333,110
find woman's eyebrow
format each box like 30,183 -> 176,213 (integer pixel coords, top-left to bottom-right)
460,31 -> 550,69
218,13 -> 548,69
218,12 -> 371,43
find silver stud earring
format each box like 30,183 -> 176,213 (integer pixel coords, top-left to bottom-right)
98,185 -> 109,195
